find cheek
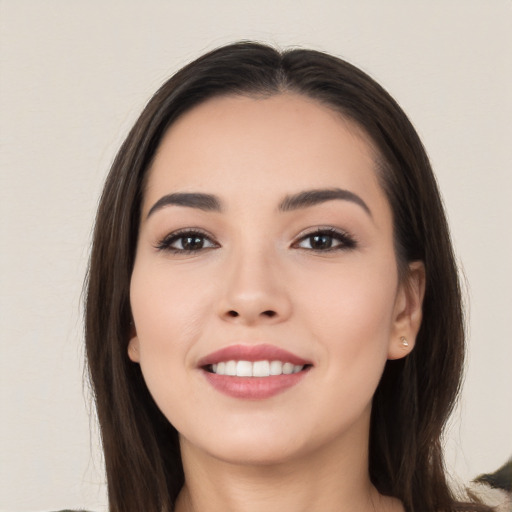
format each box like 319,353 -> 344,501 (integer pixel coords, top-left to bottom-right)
132,258 -> 211,332
129,261 -> 213,379
129,262 -> 220,429
296,255 -> 398,371
293,261 -> 397,426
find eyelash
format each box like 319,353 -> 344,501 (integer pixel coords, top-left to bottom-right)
292,227 -> 357,253
155,227 -> 357,254
155,228 -> 218,254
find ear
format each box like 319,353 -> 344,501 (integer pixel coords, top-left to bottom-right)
127,322 -> 141,363
388,261 -> 426,360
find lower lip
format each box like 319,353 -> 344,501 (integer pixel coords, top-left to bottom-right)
202,369 -> 310,400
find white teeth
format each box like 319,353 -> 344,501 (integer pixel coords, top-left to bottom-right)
225,360 -> 237,376
236,360 -> 253,377
210,360 -> 305,377
282,362 -> 294,375
269,360 -> 283,375
253,360 -> 270,377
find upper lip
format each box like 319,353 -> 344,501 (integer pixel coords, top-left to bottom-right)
197,344 -> 312,367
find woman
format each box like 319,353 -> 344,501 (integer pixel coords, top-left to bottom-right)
85,42 -> 492,512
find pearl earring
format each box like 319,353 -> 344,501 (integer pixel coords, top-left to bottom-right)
400,336 -> 409,347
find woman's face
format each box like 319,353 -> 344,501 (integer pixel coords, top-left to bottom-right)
129,94 -> 423,466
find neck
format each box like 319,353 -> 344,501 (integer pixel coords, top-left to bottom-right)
174,415 -> 403,512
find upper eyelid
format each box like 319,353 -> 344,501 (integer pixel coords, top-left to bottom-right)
161,227 -> 215,239
293,226 -> 354,240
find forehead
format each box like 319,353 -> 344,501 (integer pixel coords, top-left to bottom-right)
144,94 -> 385,213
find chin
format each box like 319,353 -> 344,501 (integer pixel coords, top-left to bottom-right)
180,423 -> 313,467
203,442 -> 306,467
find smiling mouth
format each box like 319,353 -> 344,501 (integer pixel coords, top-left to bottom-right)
205,360 -> 311,377
198,344 -> 312,398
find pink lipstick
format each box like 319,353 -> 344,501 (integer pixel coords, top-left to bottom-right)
198,344 -> 312,400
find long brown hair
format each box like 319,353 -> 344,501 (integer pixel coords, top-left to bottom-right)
85,42 -> 491,512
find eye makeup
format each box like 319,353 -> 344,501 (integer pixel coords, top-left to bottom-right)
154,228 -> 219,254
292,227 -> 357,253
154,225 -> 357,256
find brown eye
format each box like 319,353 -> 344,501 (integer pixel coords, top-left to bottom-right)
180,235 -> 207,251
308,234 -> 335,250
156,230 -> 218,253
294,228 -> 356,252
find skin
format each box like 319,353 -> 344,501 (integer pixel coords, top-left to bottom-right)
128,94 -> 425,512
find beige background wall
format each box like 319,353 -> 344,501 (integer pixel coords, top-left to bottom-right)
1,1 -> 511,511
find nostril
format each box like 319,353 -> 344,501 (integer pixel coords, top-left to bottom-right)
223,309 -> 278,321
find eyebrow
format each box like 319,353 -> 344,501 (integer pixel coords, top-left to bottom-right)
278,188 -> 372,217
147,192 -> 222,218
146,187 -> 372,219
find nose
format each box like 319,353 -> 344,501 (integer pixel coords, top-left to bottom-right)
217,247 -> 292,326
